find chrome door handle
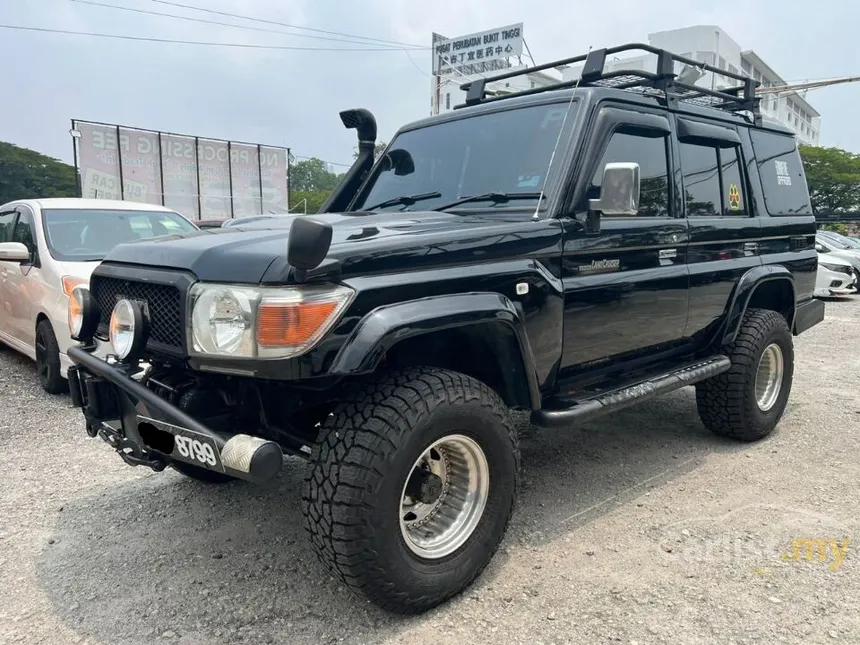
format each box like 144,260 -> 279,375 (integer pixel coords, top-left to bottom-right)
659,248 -> 677,259
744,242 -> 759,252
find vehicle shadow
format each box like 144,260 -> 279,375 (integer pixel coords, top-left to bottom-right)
36,387 -> 748,645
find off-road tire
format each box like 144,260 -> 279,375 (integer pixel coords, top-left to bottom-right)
696,308 -> 794,441
35,320 -> 68,395
303,367 -> 520,614
170,461 -> 235,484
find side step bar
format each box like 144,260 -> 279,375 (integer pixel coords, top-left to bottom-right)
531,355 -> 731,428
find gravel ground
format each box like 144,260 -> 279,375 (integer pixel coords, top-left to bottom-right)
2,299 -> 859,645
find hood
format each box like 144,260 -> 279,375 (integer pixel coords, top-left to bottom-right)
818,254 -> 854,268
99,211 -> 560,284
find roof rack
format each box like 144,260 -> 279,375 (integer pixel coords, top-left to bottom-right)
456,43 -> 761,125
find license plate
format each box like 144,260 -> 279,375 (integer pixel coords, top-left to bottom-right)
137,416 -> 225,472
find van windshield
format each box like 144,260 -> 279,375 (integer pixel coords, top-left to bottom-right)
351,101 -> 578,213
42,208 -> 197,262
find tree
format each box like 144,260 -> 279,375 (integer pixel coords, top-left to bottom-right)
820,222 -> 849,235
288,158 -> 342,193
799,145 -> 860,213
0,141 -> 78,203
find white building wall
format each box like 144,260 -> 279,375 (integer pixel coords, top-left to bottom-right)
433,65 -> 559,115
557,26 -> 821,146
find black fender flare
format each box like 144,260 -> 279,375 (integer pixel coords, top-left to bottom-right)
721,265 -> 796,345
328,292 -> 542,410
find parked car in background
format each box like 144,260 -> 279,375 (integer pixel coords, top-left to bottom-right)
221,214 -> 283,228
814,253 -> 856,298
196,218 -> 228,229
0,198 -> 198,393
815,232 -> 860,289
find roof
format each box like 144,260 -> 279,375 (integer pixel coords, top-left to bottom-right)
741,50 -> 821,117
17,198 -> 179,212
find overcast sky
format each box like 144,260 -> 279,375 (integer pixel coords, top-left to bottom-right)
3,0 -> 859,169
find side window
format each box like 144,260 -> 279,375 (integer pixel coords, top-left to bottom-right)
749,130 -> 812,215
590,131 -> 670,217
0,211 -> 16,244
680,142 -> 747,216
12,210 -> 38,264
680,144 -> 721,217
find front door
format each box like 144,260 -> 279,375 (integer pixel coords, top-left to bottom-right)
558,106 -> 689,379
4,206 -> 42,345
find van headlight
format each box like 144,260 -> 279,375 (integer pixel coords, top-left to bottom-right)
189,283 -> 354,358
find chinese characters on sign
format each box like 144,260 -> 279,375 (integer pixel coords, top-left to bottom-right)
71,120 -> 290,220
432,24 -> 524,76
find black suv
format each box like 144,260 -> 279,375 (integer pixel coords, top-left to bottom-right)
66,44 -> 824,614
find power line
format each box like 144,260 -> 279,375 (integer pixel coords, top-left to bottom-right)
151,0 -> 427,50
69,0 -> 410,49
0,23 -> 422,51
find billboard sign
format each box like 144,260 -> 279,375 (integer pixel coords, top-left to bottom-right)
432,23 -> 524,75
71,120 -> 290,220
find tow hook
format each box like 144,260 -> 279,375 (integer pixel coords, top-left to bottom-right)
96,424 -> 166,472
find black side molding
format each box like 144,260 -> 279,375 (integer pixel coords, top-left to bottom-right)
793,298 -> 825,336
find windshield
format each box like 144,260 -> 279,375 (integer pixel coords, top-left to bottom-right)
352,102 -> 577,213
823,232 -> 860,249
818,233 -> 853,250
42,208 -> 197,262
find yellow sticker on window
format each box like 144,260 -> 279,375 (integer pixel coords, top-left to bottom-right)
728,184 -> 741,210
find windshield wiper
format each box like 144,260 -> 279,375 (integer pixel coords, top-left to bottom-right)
364,191 -> 442,211
431,191 -> 544,211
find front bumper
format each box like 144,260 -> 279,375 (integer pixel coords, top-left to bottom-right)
67,345 -> 283,484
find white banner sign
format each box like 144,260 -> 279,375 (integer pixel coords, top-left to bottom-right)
432,23 -> 523,74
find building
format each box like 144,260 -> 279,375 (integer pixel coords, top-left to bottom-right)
561,26 -> 821,145
432,64 -> 560,114
432,25 -> 821,146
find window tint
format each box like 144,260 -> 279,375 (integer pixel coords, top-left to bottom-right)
680,144 -> 721,217
12,210 -> 37,263
589,132 -> 670,217
353,102 -> 578,212
680,142 -> 747,216
0,211 -> 15,243
749,130 -> 812,215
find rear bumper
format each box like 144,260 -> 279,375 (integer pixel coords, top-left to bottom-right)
67,345 -> 283,484
794,298 -> 826,335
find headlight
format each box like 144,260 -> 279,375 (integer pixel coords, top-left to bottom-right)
109,299 -> 146,360
820,262 -> 845,272
189,283 -> 354,358
68,287 -> 100,342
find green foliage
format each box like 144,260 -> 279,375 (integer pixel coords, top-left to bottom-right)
799,145 -> 860,213
288,190 -> 331,214
820,222 -> 849,235
0,141 -> 78,203
288,158 -> 342,193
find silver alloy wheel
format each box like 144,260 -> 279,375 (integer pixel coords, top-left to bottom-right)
755,343 -> 784,412
399,434 -> 490,559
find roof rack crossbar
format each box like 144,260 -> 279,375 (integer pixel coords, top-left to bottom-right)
453,42 -> 761,122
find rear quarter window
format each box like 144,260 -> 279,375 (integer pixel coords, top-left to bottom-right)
749,130 -> 813,215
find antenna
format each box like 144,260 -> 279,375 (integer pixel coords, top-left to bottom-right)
531,45 -> 591,222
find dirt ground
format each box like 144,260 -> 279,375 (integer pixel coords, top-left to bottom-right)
1,298 -> 859,645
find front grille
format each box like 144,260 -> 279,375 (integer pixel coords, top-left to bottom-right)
92,276 -> 184,349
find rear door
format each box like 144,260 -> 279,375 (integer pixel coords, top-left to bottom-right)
4,205 -> 43,345
0,208 -> 21,343
558,104 -> 689,378
675,117 -> 763,339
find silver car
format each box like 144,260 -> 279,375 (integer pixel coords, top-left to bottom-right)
0,198 -> 197,393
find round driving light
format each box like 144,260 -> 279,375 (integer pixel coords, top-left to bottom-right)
68,287 -> 100,342
109,299 -> 146,361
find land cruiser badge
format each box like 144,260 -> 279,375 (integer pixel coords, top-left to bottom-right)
580,258 -> 621,273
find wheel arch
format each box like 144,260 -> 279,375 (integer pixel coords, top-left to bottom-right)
721,266 -> 796,346
328,292 -> 541,410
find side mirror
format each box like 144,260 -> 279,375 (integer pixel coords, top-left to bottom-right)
814,243 -> 826,253
589,162 -> 640,216
287,217 -> 333,282
0,242 -> 31,262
